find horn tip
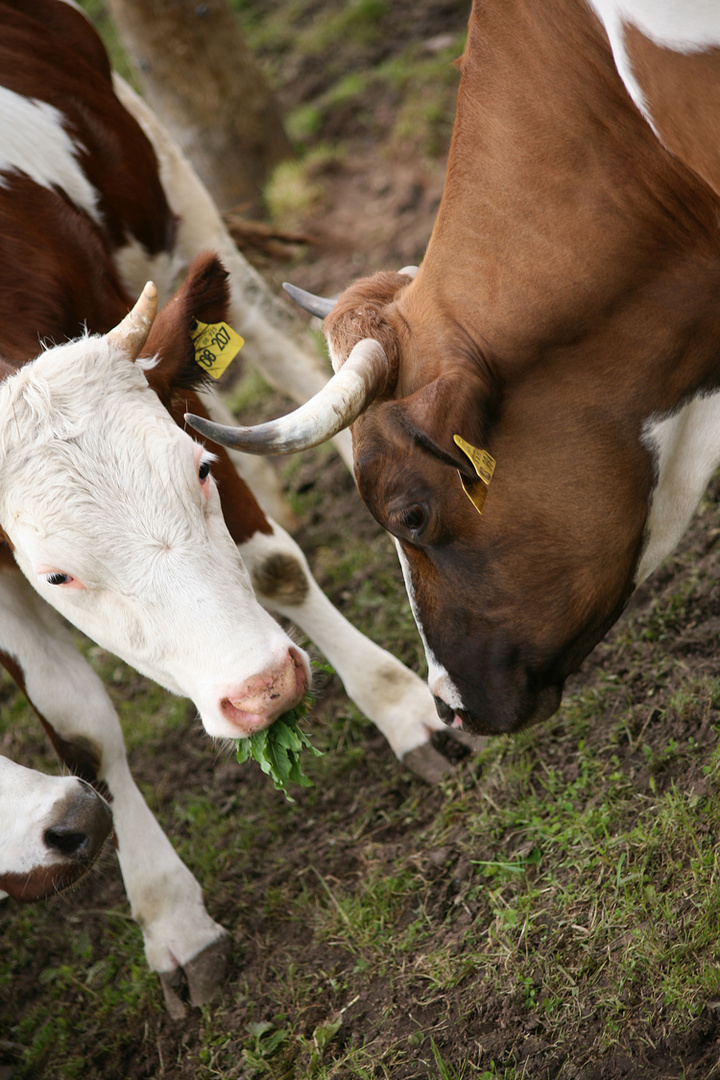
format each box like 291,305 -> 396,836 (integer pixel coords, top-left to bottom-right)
184,412 -> 226,444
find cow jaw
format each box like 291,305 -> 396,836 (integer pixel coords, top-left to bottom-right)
0,333 -> 310,739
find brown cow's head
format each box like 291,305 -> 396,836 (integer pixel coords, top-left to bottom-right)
186,268 -> 659,737
332,275 -> 656,734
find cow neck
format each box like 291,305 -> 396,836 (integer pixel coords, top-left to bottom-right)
408,0 -> 720,409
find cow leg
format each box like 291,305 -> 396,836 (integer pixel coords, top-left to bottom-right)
236,523 -> 483,783
0,567 -> 229,1016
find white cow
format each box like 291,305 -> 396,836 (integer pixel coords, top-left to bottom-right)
0,0 -> 461,1016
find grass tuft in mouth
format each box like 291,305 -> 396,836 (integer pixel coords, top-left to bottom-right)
235,692 -> 323,801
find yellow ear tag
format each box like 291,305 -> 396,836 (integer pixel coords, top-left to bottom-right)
453,434 -> 496,515
190,319 -> 244,379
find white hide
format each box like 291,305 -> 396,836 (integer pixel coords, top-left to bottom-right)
588,0 -> 720,133
0,333 -> 309,739
393,539 -> 466,716
636,390 -> 720,585
0,87 -> 100,221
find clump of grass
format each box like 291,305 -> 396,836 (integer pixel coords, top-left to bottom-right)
235,695 -> 323,801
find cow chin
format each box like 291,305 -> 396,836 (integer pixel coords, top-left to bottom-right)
431,665 -> 564,738
450,682 -> 564,737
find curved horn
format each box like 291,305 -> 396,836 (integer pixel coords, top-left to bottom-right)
106,281 -> 158,360
185,338 -> 389,455
283,282 -> 336,319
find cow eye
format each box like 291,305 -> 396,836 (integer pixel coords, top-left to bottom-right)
399,503 -> 428,538
198,459 -> 211,482
44,572 -> 73,586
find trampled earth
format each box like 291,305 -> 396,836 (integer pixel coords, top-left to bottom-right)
2,1 -> 720,1077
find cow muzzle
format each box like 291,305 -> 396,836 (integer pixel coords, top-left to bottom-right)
216,647 -> 309,738
432,681 -> 563,737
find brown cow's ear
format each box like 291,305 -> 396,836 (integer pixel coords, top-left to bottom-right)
392,369 -> 495,474
140,252 -> 232,410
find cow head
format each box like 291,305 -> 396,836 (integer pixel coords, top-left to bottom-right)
0,757 -> 112,901
185,267 -> 661,737
0,254 -> 309,739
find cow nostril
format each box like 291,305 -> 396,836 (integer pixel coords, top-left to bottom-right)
433,695 -> 454,724
44,827 -> 90,859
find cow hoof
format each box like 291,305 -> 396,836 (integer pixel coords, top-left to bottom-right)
159,968 -> 188,1020
158,933 -> 231,1018
186,934 -> 232,1006
402,743 -> 455,784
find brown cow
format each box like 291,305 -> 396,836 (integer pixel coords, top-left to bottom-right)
190,0 -> 720,736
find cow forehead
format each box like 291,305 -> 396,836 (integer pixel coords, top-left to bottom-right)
0,335 -> 157,451
0,337 -> 207,561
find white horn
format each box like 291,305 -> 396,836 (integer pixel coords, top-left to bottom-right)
185,338 -> 389,455
106,281 -> 158,360
283,282 -> 336,319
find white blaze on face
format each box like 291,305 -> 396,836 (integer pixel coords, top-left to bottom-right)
0,336 -> 309,738
393,539 -> 466,714
588,0 -> 720,133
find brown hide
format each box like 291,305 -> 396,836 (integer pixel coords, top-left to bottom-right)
325,0 -> 720,735
623,26 -> 720,202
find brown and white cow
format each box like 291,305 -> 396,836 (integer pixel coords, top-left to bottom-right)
0,0 -> 454,1015
0,756 -> 112,901
191,0 -> 720,738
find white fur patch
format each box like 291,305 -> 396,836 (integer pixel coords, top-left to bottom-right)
636,389 -> 720,584
393,539 -> 466,711
0,87 -> 100,221
113,238 -> 184,309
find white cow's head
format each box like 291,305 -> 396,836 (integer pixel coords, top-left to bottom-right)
0,756 -> 112,901
0,256 -> 309,738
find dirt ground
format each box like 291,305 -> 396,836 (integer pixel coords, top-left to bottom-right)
2,1 -> 720,1077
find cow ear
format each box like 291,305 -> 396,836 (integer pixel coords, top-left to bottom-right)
393,368 -> 495,472
140,252 -> 231,409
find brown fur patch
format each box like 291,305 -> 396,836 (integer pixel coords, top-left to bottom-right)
251,553 -> 309,606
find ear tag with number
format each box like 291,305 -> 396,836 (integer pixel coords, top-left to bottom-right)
453,434 -> 496,515
191,319 -> 244,379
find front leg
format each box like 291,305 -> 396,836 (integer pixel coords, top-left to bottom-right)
237,523 -> 483,783
0,566 -> 229,1016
